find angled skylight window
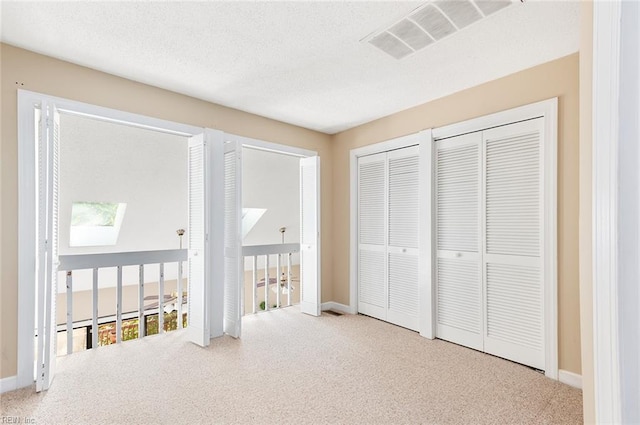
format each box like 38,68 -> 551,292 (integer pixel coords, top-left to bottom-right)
69,202 -> 127,247
242,208 -> 267,239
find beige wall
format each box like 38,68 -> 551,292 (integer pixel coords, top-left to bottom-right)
331,54 -> 582,375
579,1 -> 595,423
0,43 -> 333,379
1,42 -> 588,388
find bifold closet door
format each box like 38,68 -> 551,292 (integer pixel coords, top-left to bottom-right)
482,118 -> 545,370
357,152 -> 387,321
386,146 -> 420,331
435,132 -> 483,351
357,146 -> 421,331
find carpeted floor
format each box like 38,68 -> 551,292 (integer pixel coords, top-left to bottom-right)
1,307 -> 583,424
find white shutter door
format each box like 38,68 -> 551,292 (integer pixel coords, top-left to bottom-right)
35,104 -> 48,392
483,118 -> 545,370
435,132 -> 483,351
186,134 -> 210,347
386,146 -> 420,331
299,156 -> 321,316
223,140 -> 242,337
357,152 -> 387,320
38,105 -> 60,391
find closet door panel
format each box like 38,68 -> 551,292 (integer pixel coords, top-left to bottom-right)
387,146 -> 420,331
482,118 -> 545,370
357,152 -> 387,320
435,132 -> 483,350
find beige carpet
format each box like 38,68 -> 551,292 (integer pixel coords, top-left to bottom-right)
1,307 -> 582,424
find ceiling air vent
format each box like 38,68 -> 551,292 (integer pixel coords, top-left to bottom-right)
365,0 -> 515,60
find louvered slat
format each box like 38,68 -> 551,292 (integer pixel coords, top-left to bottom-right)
437,258 -> 481,334
485,130 -> 540,257
188,141 -> 205,324
388,154 -> 419,248
359,158 -> 385,245
359,250 -> 385,308
486,263 -> 542,350
223,147 -> 240,336
357,153 -> 386,320
482,118 -> 545,370
436,142 -> 479,252
388,253 -> 419,317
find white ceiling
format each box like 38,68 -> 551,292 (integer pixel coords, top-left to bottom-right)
0,1 -> 579,134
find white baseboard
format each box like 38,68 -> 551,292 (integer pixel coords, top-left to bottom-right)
558,369 -> 582,389
321,302 -> 352,315
0,375 -> 18,394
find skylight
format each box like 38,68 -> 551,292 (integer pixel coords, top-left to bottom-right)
69,202 -> 127,247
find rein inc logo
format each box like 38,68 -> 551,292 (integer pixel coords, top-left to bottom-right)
1,418 -> 35,424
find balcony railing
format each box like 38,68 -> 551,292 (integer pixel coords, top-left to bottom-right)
57,249 -> 188,355
242,243 -> 300,314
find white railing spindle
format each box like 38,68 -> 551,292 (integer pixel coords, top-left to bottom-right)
276,254 -> 281,308
287,253 -> 292,306
252,256 -> 258,314
264,255 -> 270,311
138,265 -> 144,339
158,263 -> 164,334
92,268 -> 98,348
177,261 -> 183,329
66,271 -> 73,355
116,265 -> 123,344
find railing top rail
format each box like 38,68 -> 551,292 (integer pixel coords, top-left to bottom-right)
58,249 -> 188,271
242,243 -> 300,257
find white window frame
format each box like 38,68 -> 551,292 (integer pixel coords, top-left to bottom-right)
16,90 -> 213,389
348,98 -> 558,379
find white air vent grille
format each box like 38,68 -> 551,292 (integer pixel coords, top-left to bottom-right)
366,0 -> 515,60
412,5 -> 456,40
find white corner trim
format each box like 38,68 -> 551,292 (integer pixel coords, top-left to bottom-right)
592,1 -> 623,424
0,376 -> 18,394
321,302 -> 352,315
559,370 -> 583,390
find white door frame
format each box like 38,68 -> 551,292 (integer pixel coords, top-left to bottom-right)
592,1 -> 640,422
348,98 -> 558,378
226,133 -> 321,317
16,90 -> 213,389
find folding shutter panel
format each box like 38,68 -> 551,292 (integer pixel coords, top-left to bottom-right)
35,104 -> 47,392
435,132 -> 483,351
186,134 -> 210,347
357,152 -> 387,320
483,118 -> 545,369
38,104 -> 60,391
223,140 -> 242,337
386,146 -> 420,331
299,156 -> 321,316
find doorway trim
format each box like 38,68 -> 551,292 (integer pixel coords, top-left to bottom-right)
224,132 -> 321,318
16,90 -> 208,389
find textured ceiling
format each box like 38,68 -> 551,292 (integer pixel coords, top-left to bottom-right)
0,1 -> 579,134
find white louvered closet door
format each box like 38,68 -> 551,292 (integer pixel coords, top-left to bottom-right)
435,132 -> 483,351
357,152 -> 387,321
386,146 -> 421,331
482,118 -> 545,369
